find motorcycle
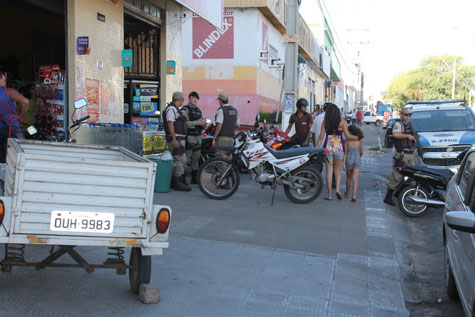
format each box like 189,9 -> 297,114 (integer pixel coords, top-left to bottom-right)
197,129 -> 325,204
393,148 -> 468,217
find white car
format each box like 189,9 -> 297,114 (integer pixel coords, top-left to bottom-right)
363,111 -> 384,126
443,145 -> 475,316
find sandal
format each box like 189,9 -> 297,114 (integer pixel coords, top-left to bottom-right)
351,198 -> 357,203
324,197 -> 332,201
336,192 -> 342,200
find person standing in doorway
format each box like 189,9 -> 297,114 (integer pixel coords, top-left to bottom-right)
183,91 -> 205,185
212,93 -> 239,161
284,98 -> 313,147
0,70 -> 27,163
164,91 -> 191,192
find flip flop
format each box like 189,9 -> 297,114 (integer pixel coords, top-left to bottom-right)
336,192 -> 342,200
351,198 -> 357,203
324,197 -> 332,201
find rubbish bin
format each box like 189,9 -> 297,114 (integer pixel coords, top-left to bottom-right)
150,157 -> 173,193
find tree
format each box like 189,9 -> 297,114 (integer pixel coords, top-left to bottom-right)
385,55 -> 475,110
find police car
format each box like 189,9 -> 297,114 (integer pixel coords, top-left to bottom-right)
408,99 -> 475,168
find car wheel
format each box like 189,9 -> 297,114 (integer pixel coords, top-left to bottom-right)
444,241 -> 459,300
375,120 -> 380,126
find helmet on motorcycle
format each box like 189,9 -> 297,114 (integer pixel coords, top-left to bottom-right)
296,98 -> 309,110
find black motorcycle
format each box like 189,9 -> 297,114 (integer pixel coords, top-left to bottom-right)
394,165 -> 454,217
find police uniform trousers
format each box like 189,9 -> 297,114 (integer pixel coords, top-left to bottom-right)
186,135 -> 202,171
388,152 -> 416,190
216,136 -> 234,161
167,138 -> 187,177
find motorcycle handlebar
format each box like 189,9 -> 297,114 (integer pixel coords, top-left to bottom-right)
69,115 -> 90,129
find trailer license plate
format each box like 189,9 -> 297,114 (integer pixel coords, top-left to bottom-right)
50,211 -> 115,233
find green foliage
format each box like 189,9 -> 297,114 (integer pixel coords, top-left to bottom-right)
385,55 -> 475,110
259,111 -> 282,124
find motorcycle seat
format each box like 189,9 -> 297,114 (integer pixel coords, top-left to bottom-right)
406,165 -> 454,179
264,144 -> 324,159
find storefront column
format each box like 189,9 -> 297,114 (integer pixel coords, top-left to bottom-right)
159,1 -> 183,111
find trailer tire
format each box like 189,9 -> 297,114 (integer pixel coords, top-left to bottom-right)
129,247 -> 152,293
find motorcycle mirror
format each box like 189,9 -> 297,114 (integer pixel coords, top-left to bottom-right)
27,125 -> 38,135
74,98 -> 87,109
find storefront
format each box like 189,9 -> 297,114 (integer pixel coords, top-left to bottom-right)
0,0 -> 67,140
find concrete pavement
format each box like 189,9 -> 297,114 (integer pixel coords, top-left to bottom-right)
0,124 -> 463,316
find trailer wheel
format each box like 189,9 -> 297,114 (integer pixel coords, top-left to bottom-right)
129,247 -> 152,293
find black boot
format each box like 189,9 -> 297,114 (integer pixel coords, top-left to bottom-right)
182,172 -> 188,186
191,170 -> 198,185
173,176 -> 191,192
383,189 -> 395,206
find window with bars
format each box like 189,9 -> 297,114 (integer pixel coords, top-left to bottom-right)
124,29 -> 159,78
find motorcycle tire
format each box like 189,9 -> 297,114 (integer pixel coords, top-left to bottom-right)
197,157 -> 240,200
284,166 -> 323,204
397,185 -> 430,218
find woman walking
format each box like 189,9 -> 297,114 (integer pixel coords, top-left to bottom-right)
317,103 -> 358,200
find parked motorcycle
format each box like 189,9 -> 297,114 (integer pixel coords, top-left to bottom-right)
394,165 -> 454,217
197,129 -> 325,204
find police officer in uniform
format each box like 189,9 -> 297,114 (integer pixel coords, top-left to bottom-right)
212,93 -> 239,160
183,91 -> 205,184
164,91 -> 191,192
383,106 -> 416,205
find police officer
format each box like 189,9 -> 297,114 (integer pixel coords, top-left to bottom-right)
183,91 -> 205,184
212,93 -> 239,160
164,91 -> 191,192
383,106 -> 417,205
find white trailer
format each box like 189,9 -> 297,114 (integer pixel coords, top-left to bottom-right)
0,139 -> 171,293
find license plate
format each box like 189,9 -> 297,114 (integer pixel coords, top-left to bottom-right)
50,211 -> 115,234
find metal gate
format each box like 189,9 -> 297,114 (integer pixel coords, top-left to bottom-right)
124,29 -> 159,78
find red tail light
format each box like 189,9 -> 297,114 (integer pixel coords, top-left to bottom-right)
156,208 -> 170,233
0,200 -> 4,226
271,142 -> 282,150
324,149 -> 329,154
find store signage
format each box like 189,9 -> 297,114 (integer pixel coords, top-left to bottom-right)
77,37 -> 89,55
192,12 -> 234,59
166,60 -> 176,75
175,0 -> 224,29
284,34 -> 299,43
140,102 -> 158,116
122,49 -> 132,67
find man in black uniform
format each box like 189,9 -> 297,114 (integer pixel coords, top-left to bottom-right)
212,93 -> 239,160
164,91 -> 191,192
183,91 -> 205,184
383,106 -> 417,205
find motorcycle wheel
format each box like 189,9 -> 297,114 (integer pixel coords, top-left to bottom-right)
197,157 -> 240,200
284,166 -> 323,204
397,185 -> 430,217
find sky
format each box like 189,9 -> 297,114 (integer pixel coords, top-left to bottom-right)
302,0 -> 475,100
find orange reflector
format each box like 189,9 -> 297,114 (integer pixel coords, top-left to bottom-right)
156,208 -> 170,233
0,200 -> 4,226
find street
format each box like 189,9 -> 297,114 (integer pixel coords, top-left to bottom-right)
0,124 -> 465,316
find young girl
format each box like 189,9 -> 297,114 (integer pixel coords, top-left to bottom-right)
343,125 -> 364,202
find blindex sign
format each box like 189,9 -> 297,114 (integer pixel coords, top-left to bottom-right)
192,13 -> 234,60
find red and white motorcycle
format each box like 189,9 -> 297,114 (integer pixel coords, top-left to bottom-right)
197,129 -> 324,204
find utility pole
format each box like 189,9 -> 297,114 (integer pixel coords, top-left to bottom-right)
281,0 -> 300,133
452,60 -> 456,99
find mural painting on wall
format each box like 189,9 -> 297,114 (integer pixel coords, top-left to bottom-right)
192,11 -> 234,59
262,23 -> 268,64
85,78 -> 100,123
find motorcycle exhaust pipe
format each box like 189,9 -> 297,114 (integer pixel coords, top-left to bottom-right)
406,196 -> 445,207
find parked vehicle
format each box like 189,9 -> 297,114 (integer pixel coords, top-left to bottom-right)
376,102 -> 393,118
363,111 -> 384,126
393,163 -> 454,217
383,118 -> 398,148
443,144 -> 475,316
197,129 -> 325,204
408,99 -> 475,168
0,99 -> 171,294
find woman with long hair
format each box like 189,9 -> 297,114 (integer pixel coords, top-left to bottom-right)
317,103 -> 358,200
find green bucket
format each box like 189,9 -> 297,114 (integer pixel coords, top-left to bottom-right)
150,158 -> 173,193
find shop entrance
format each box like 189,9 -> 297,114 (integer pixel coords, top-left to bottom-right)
124,12 -> 160,130
0,0 -> 66,140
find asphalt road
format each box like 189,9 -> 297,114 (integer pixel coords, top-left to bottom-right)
0,123 -> 465,316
